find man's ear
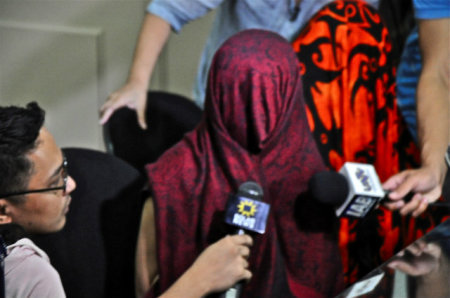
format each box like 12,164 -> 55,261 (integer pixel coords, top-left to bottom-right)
0,199 -> 13,224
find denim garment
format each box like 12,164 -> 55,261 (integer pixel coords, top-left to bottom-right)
148,0 -> 380,107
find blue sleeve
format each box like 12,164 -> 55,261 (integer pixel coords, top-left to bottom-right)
413,0 -> 450,19
147,0 -> 224,32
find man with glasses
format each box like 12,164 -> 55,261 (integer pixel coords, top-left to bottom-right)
0,102 -> 74,297
0,102 -> 252,298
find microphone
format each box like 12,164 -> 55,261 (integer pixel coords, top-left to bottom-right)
222,181 -> 270,298
310,162 -> 450,218
310,162 -> 385,218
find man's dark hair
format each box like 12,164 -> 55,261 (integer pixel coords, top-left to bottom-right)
0,102 -> 45,204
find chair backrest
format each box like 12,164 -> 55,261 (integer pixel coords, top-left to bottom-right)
103,91 -> 202,173
30,147 -> 146,298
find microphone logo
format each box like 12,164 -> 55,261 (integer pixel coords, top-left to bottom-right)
336,162 -> 385,218
237,200 -> 257,217
355,167 -> 373,191
225,195 -> 270,234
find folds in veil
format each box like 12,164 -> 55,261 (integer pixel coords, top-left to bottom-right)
146,29 -> 343,297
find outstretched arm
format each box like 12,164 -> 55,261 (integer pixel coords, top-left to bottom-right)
100,13 -> 171,129
383,17 -> 449,217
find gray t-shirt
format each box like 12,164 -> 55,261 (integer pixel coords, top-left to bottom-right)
5,238 -> 66,298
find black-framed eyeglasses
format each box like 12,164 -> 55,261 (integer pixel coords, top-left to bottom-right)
0,155 -> 68,198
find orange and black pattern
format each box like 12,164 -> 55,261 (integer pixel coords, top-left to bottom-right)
292,0 -> 448,284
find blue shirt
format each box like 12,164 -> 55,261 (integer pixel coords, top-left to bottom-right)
396,0 -> 450,142
148,0 -> 380,107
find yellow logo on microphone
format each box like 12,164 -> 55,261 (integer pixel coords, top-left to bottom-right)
237,200 -> 257,217
225,195 -> 270,234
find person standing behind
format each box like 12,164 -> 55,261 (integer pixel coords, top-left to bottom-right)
291,0 -> 448,284
383,0 -> 449,216
99,0 -> 380,129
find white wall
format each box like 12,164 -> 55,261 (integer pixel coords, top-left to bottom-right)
0,0 -> 214,150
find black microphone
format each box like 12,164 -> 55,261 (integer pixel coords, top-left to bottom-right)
222,181 -> 270,298
310,162 -> 385,218
310,162 -> 450,218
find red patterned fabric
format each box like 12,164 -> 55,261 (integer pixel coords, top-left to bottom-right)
292,0 -> 446,284
146,30 -> 343,297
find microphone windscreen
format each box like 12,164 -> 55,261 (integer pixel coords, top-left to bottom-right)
309,171 -> 349,206
237,181 -> 263,200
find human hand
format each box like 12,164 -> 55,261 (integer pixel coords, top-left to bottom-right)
161,235 -> 253,298
190,234 -> 253,294
387,240 -> 442,276
99,82 -> 148,129
382,166 -> 446,217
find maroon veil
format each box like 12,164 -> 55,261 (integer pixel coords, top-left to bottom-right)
146,29 -> 343,297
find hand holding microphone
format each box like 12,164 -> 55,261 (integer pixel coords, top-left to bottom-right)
221,181 -> 270,298
382,166 -> 446,217
160,182 -> 268,298
310,162 -> 449,219
161,234 -> 253,298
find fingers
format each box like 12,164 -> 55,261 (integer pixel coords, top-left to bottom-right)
385,191 -> 429,217
228,235 -> 253,281
241,257 -> 249,268
382,171 -> 409,193
236,257 -> 252,282
406,242 -> 424,256
99,83 -> 148,129
99,108 -> 114,125
410,196 -> 429,218
239,246 -> 250,259
399,193 -> 427,217
100,91 -> 130,125
382,172 -> 410,211
136,96 -> 148,130
230,234 -> 253,247
241,267 -> 252,282
382,168 -> 443,217
225,235 -> 252,260
383,199 -> 405,211
99,94 -> 119,125
388,260 -> 417,274
383,171 -> 414,200
397,184 -> 441,217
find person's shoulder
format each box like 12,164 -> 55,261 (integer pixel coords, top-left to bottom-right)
413,0 -> 450,19
6,238 -> 51,268
5,238 -> 66,298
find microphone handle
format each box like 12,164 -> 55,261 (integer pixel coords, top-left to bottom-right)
223,229 -> 245,298
224,281 -> 243,298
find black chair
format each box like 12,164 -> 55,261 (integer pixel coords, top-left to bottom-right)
103,91 -> 202,173
30,147 -> 146,298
